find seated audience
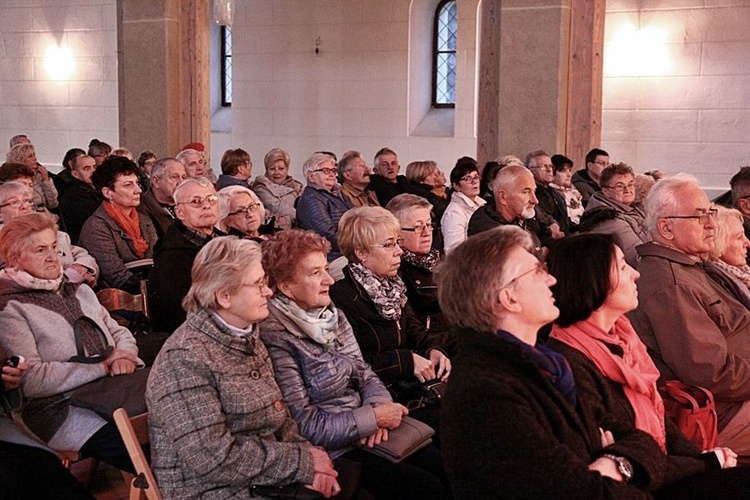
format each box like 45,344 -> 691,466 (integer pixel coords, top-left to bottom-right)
527,150 -> 570,235
366,148 -> 413,206
388,194 -> 456,355
149,178 -> 219,333
216,185 -> 267,242
215,148 -> 252,190
5,143 -> 58,212
79,156 -> 157,293
405,161 -> 449,250
630,175 -> 750,454
338,150 -> 379,208
441,157 -> 485,254
59,154 -> 102,244
0,183 -> 98,286
437,225 -> 663,498
176,148 -> 208,179
54,147 -> 85,193
1,358 -> 93,499
468,163 -> 548,251
259,230 -> 449,499
704,206 -> 750,308
88,138 -> 112,166
573,148 -> 608,207
330,207 -> 450,429
137,157 -> 186,240
578,162 -> 649,267
0,213 -> 142,472
146,237 -> 340,499
547,233 -> 750,497
549,154 -> 584,227
251,147 -> 303,230
297,152 -> 352,261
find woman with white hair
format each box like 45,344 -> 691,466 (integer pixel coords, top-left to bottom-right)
705,206 -> 750,308
296,152 -> 353,261
5,142 -> 58,212
147,236 -> 341,499
216,185 -> 268,242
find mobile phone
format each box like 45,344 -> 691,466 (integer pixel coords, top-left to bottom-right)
6,356 -> 20,368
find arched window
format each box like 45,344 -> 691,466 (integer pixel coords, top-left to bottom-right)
433,0 -> 457,108
221,26 -> 232,107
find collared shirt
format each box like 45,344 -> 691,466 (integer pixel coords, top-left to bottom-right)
341,181 -> 379,207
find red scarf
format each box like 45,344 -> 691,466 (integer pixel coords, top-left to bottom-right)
102,201 -> 149,258
550,316 -> 667,452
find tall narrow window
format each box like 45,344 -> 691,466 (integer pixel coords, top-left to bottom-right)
221,26 -> 232,107
433,0 -> 457,108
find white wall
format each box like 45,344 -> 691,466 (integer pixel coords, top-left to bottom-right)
602,0 -> 750,191
0,0 -> 119,170
216,0 -> 479,179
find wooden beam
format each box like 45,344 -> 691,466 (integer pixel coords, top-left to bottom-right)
565,0 -> 606,168
179,0 -> 210,153
476,0 -> 502,168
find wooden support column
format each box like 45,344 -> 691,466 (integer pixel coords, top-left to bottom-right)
565,0 -> 606,168
476,0 -> 502,167
117,0 -> 210,157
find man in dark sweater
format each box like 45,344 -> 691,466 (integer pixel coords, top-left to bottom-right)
366,147 -> 413,206
572,148 -> 609,207
59,154 -> 102,244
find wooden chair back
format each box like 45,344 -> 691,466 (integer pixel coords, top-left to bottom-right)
113,408 -> 162,500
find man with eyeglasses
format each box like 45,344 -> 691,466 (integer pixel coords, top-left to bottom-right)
150,177 -> 220,333
730,166 -> 750,265
79,156 -> 158,293
578,162 -> 648,267
630,175 -> 750,455
297,152 -> 353,262
138,157 -> 188,240
573,148 -> 609,207
366,147 -> 414,206
525,150 -> 569,236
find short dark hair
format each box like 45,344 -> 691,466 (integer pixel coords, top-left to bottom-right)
62,148 -> 86,170
88,138 -> 112,157
599,162 -> 634,188
480,161 -> 501,198
220,148 -> 250,175
137,149 -> 156,168
0,162 -> 35,183
731,166 -> 750,205
547,233 -> 616,327
585,148 -> 609,167
91,155 -> 140,195
551,154 -> 573,173
449,157 -> 478,186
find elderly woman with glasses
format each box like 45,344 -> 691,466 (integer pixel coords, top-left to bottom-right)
387,194 -> 456,356
5,142 -> 58,213
252,148 -> 303,230
259,230 -> 449,499
440,158 -> 485,255
330,207 -> 450,430
578,162 -> 649,267
704,206 -> 750,308
0,182 -> 98,286
438,226 -> 668,498
216,185 -> 267,242
147,237 -> 341,499
0,213 -> 143,473
297,152 -> 353,262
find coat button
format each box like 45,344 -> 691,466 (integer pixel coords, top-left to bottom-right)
250,370 -> 260,380
274,400 -> 284,411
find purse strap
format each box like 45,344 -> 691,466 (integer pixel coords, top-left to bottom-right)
68,316 -> 114,364
662,381 -> 714,410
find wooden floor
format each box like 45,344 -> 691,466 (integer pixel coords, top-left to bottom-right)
70,459 -> 130,500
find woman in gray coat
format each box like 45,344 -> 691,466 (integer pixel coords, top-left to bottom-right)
260,230 -> 449,499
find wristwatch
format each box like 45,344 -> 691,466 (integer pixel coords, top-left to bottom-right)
602,454 -> 633,482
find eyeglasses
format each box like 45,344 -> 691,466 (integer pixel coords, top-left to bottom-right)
244,275 -> 269,293
460,174 -> 481,183
177,194 -> 219,208
502,261 -> 549,288
663,208 -> 718,225
593,160 -> 609,166
530,164 -> 554,172
312,168 -> 337,176
401,222 -> 433,233
603,182 -> 635,193
0,197 -> 33,209
228,203 -> 260,216
372,238 -> 404,251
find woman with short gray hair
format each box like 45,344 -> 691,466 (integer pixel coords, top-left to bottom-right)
216,185 -> 267,242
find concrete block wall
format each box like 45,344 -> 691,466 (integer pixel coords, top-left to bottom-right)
220,0 -> 479,180
0,0 -> 119,170
602,0 -> 750,190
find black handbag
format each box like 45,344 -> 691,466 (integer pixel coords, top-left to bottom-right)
388,378 -> 446,410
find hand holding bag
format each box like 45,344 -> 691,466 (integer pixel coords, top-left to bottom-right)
363,416 -> 435,463
659,381 -> 718,451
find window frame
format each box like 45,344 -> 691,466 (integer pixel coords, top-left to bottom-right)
432,0 -> 457,109
220,25 -> 232,107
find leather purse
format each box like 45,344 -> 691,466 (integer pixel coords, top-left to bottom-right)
660,381 -> 719,451
69,367 -> 150,421
364,416 -> 435,463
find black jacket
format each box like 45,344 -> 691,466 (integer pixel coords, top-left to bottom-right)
467,198 -> 544,249
536,182 -> 570,234
58,179 -> 102,244
366,174 -> 413,207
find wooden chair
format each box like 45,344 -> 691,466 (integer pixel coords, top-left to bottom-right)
113,408 -> 162,500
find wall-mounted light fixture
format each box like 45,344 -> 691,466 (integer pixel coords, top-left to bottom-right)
604,24 -> 670,77
213,0 -> 233,26
44,44 -> 75,80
